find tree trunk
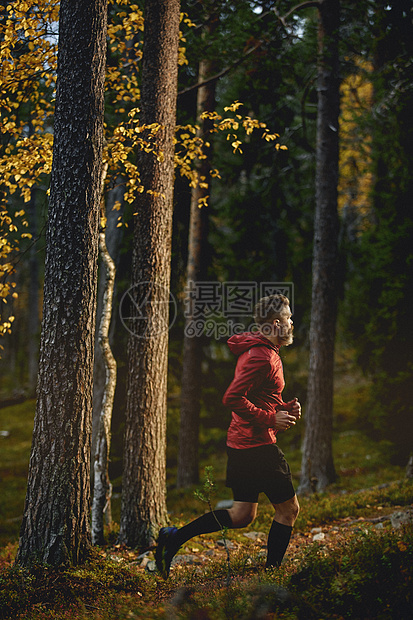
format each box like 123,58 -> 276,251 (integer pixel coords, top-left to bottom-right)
177,56 -> 217,488
16,0 -> 107,567
92,177 -> 125,470
118,0 -> 181,549
91,231 -> 116,544
299,0 -> 340,494
91,165 -> 117,545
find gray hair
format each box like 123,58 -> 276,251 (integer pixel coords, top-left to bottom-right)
253,294 -> 290,326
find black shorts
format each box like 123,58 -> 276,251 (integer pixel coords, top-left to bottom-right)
225,444 -> 295,504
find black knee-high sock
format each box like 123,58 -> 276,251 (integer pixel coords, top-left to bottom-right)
170,510 -> 233,555
265,520 -> 292,568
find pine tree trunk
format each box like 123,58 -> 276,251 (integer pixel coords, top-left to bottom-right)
16,0 -> 107,567
118,0 -> 181,549
177,56 -> 217,488
299,0 -> 340,494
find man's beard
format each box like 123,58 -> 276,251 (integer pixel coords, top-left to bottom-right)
279,328 -> 294,346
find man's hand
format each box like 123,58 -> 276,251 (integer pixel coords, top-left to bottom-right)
274,410 -> 297,431
286,397 -> 302,420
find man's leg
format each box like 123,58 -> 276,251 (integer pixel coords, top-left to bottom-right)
155,501 -> 257,578
228,501 -> 258,528
266,495 -> 299,569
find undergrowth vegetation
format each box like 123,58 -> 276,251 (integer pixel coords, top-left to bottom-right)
1,369 -> 412,619
0,509 -> 412,619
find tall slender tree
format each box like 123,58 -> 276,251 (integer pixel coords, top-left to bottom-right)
118,0 -> 181,548
16,0 -> 107,567
177,46 -> 218,488
91,166 -> 118,546
91,177 -> 125,469
299,0 -> 340,493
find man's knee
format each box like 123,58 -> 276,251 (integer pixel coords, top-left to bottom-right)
291,497 -> 300,521
231,513 -> 255,528
228,503 -> 257,528
273,495 -> 300,526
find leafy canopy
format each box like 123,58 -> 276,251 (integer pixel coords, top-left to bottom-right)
0,0 -> 285,347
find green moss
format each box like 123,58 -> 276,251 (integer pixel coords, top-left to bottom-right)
0,400 -> 35,545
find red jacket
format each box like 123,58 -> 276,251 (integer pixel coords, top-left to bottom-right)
222,332 -> 291,449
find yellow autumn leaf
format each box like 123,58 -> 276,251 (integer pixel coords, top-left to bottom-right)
397,541 -> 407,552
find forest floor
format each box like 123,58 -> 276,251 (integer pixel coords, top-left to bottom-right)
1,381 -> 413,619
1,484 -> 412,619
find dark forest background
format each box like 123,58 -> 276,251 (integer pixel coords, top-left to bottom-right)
1,0 -> 412,473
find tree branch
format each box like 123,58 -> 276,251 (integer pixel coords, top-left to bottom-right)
178,1 -> 320,98
178,41 -> 263,97
272,1 -> 320,42
280,0 -> 321,24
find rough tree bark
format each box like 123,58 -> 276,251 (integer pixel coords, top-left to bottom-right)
118,0 -> 181,548
177,55 -> 217,488
299,0 -> 340,494
16,0 -> 107,567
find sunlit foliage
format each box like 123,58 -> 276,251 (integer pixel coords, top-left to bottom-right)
338,61 -> 373,230
0,1 -> 284,346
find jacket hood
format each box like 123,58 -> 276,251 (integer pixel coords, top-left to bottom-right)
226,331 -> 279,356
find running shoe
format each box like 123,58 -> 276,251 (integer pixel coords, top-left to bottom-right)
155,526 -> 178,579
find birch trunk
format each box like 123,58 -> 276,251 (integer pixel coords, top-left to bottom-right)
91,177 -> 125,475
91,166 -> 117,546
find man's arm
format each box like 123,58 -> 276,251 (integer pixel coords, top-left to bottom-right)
222,355 -> 281,428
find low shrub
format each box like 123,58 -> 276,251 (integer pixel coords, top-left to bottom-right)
289,525 -> 413,619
